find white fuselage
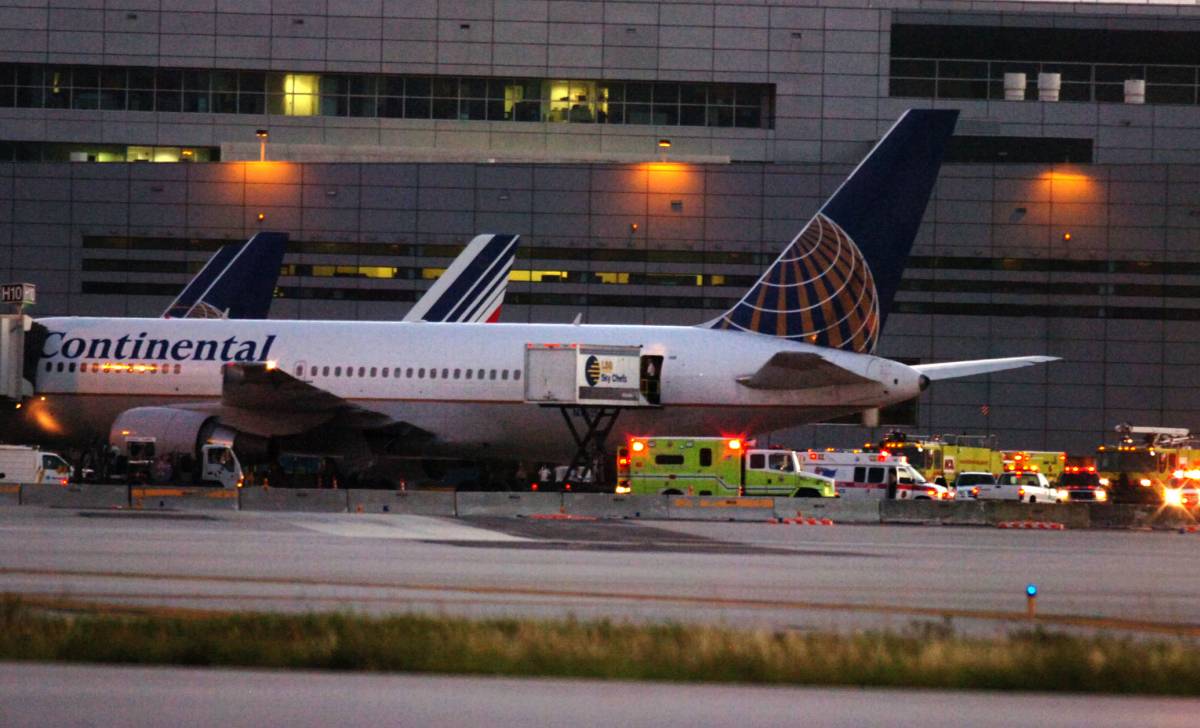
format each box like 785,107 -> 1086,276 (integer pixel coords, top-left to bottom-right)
15,317 -> 924,460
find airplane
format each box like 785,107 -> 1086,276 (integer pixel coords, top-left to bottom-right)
6,109 -> 1057,473
163,230 -> 517,324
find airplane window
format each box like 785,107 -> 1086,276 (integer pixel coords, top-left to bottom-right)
323,366 -> 330,376
347,367 -> 354,378
477,369 -> 484,379
489,370 -> 496,380
174,364 -> 181,374
514,370 -> 521,381
370,367 -> 377,377
44,362 -> 51,372
406,368 -> 413,378
501,370 -> 509,381
57,362 -> 64,372
68,363 -> 76,373
359,367 -> 366,377
382,368 -> 389,378
92,363 -> 99,373
441,368 -> 448,379
465,369 -> 473,380
430,368 -> 438,379
393,368 -> 401,378
335,366 -> 342,376
297,365 -> 305,376
418,368 -> 425,378
453,368 -> 461,379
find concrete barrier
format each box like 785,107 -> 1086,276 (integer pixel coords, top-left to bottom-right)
130,486 -> 239,511
238,487 -> 348,513
0,484 -> 19,505
666,496 -> 777,521
20,483 -> 129,509
773,498 -> 881,524
348,490 -> 457,516
456,491 -> 563,517
562,493 -> 669,519
1088,504 -> 1198,530
879,500 -> 1092,529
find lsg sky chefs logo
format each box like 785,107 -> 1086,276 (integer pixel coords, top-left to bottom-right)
584,355 -> 629,387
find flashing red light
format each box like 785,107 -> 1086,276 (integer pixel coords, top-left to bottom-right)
728,439 -> 743,451
631,440 -> 646,453
1087,466 -> 1096,472
617,457 -> 629,467
1014,454 -> 1025,462
879,449 -> 890,457
531,483 -> 539,491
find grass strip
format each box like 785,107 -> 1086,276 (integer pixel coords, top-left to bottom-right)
3,597 -> 1200,694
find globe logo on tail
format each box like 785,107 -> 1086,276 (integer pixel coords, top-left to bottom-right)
712,213 -> 879,353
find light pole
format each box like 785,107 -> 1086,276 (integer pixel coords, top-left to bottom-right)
255,129 -> 269,161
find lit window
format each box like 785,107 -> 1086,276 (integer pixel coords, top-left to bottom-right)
283,73 -> 318,116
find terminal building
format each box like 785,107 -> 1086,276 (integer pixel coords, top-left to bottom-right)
1,0 -> 1198,455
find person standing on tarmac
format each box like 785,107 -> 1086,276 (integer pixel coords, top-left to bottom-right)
887,468 -> 899,500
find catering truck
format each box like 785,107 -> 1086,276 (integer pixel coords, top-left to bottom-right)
616,436 -> 836,497
0,444 -> 71,485
109,418 -> 245,489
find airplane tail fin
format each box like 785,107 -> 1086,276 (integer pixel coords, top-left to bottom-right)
404,234 -> 519,323
709,109 -> 958,353
163,231 -> 288,319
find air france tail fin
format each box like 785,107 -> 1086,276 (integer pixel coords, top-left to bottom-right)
710,109 -> 958,353
163,231 -> 288,319
405,234 -> 519,323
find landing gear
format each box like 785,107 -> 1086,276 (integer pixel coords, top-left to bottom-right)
557,406 -> 622,492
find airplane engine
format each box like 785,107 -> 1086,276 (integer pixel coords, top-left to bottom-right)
108,407 -> 267,461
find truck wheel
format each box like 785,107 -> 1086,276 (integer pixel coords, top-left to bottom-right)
662,489 -> 683,496
1028,496 -> 1037,504
795,488 -> 822,498
698,490 -> 712,496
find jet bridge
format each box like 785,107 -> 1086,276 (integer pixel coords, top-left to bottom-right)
1,283 -> 37,403
524,343 -> 662,489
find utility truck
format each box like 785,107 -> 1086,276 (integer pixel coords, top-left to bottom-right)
616,436 -> 836,497
0,444 -> 71,485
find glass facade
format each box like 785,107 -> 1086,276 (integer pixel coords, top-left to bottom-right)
0,63 -> 774,129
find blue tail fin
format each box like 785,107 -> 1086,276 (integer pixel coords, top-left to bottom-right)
710,109 -> 958,353
163,231 -> 288,319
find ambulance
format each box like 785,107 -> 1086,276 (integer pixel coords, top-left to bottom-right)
616,436 -> 836,498
798,449 -> 953,500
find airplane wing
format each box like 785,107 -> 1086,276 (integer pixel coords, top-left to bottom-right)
214,363 -> 430,440
737,351 -> 875,390
405,234 -> 518,323
912,356 -> 1060,381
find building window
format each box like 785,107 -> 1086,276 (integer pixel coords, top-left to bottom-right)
0,62 -> 775,129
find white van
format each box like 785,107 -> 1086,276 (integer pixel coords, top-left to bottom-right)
801,456 -> 951,500
0,445 -> 72,485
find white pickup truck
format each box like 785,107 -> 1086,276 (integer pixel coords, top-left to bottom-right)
977,471 -> 1061,503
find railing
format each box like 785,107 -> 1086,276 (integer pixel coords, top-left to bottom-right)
890,57 -> 1199,105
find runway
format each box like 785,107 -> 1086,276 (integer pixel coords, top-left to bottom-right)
3,662 -> 1199,728
1,506 -> 1199,634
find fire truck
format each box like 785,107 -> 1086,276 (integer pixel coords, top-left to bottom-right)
1001,450 -> 1067,483
615,436 -> 836,498
1095,424 -> 1200,504
865,431 -> 1002,486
